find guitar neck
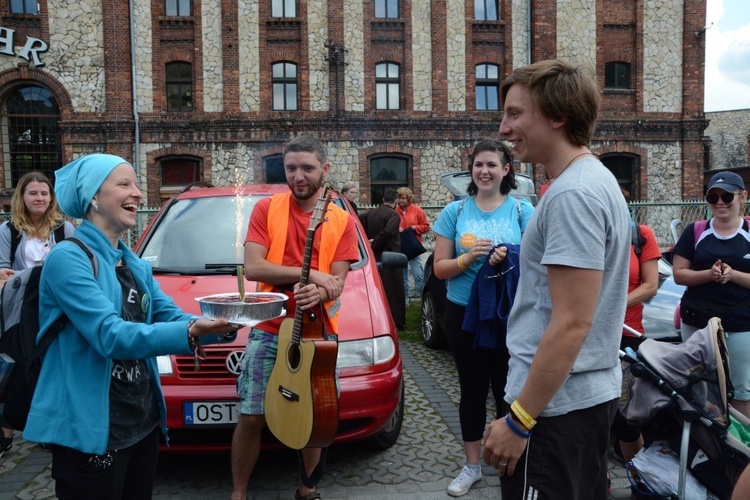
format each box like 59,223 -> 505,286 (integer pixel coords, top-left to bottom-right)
292,226 -> 316,341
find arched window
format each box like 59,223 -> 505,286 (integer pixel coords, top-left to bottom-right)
1,85 -> 62,187
165,0 -> 191,16
476,63 -> 499,110
370,155 -> 410,204
264,154 -> 285,183
166,62 -> 193,112
271,0 -> 296,18
605,62 -> 631,89
375,62 -> 400,110
272,62 -> 298,110
475,0 -> 498,21
160,157 -> 200,187
375,0 -> 398,18
601,155 -> 639,199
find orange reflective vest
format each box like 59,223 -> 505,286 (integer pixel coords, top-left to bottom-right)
258,192 -> 349,333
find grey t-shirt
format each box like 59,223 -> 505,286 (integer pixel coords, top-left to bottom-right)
504,157 -> 630,417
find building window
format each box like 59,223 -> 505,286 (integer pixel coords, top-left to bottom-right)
605,62 -> 630,89
375,63 -> 400,110
0,86 -> 62,188
9,0 -> 38,14
161,158 -> 200,186
272,62 -> 298,111
264,154 -> 285,183
271,0 -> 296,18
370,155 -> 409,204
476,63 -> 499,110
166,62 -> 193,112
601,155 -> 638,199
165,0 -> 191,16
375,0 -> 398,19
475,0 -> 498,21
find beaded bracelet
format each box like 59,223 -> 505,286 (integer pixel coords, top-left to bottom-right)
505,413 -> 532,439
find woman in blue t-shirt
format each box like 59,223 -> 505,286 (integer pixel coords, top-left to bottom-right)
433,140 -> 533,497
673,171 -> 750,418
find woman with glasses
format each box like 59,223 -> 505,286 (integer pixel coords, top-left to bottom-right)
673,171 -> 750,417
432,140 -> 534,497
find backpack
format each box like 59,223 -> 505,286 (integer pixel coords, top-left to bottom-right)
631,222 -> 646,261
8,222 -> 67,267
692,217 -> 750,247
0,237 -> 97,430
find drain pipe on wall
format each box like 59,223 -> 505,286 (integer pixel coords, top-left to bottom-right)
526,0 -> 532,65
129,0 -> 141,183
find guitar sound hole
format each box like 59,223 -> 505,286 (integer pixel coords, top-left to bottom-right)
287,344 -> 302,370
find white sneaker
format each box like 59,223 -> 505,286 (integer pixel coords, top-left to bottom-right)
447,464 -> 482,497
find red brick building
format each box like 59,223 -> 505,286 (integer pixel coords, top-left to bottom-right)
0,0 -> 707,209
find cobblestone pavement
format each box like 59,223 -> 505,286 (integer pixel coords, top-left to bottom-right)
0,338 -> 632,499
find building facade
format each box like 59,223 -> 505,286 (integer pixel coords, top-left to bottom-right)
705,109 -> 750,187
0,0 -> 707,210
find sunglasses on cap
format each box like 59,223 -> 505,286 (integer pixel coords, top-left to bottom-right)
706,192 -> 737,204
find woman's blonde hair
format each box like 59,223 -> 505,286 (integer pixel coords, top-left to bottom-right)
397,187 -> 414,204
10,171 -> 65,239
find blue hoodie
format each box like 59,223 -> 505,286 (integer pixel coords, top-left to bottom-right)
23,221 -> 228,454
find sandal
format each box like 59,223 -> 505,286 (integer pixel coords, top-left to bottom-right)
295,490 -> 322,500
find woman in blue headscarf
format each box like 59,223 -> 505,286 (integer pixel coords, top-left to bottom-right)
23,154 -> 237,499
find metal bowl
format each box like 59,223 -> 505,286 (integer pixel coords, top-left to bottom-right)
195,292 -> 288,327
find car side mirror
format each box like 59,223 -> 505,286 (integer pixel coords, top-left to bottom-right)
378,251 -> 408,270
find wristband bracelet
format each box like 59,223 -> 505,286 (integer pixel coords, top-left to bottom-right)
505,413 -> 532,438
457,254 -> 469,270
511,400 -> 537,430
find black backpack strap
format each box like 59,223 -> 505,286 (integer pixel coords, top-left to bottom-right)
64,237 -> 98,278
8,222 -> 20,268
31,315 -> 68,361
53,224 -> 66,245
8,223 -> 67,267
30,237 -> 97,361
632,223 -> 643,260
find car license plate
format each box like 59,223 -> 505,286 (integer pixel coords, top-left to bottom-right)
183,401 -> 239,425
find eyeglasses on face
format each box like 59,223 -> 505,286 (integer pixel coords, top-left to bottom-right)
706,192 -> 737,204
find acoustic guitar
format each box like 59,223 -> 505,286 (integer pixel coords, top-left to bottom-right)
264,185 -> 339,450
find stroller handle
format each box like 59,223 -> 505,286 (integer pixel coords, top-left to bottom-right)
623,324 -> 644,337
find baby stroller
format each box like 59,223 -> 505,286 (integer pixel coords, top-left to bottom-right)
619,319 -> 750,499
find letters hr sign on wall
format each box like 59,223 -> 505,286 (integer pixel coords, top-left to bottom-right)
0,27 -> 48,67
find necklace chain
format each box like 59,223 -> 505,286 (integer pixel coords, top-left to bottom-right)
559,151 -> 592,177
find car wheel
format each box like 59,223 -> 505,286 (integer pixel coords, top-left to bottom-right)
366,383 -> 405,450
421,290 -> 446,349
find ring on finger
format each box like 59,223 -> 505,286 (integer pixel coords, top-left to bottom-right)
498,461 -> 508,467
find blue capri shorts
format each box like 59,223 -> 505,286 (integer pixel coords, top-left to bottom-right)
725,330 -> 750,401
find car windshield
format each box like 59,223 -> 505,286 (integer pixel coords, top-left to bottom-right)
139,195 -> 262,274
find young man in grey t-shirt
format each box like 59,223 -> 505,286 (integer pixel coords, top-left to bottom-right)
482,60 -> 630,499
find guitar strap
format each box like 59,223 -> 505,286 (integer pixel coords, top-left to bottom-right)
298,447 -> 329,488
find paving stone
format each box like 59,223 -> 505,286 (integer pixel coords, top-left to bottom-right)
1,336 -> 632,499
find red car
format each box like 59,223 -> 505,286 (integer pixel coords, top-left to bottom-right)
135,183 -> 404,452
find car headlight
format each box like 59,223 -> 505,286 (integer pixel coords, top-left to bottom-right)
337,336 -> 396,369
157,355 -> 173,375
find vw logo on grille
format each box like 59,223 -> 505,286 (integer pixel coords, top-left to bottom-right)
225,350 -> 245,375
